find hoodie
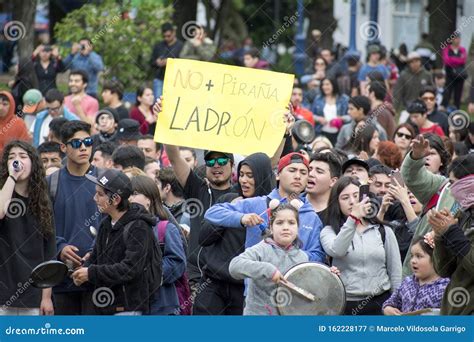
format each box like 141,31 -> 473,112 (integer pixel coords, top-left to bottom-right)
87,203 -> 157,314
229,238 -> 308,315
0,91 -> 30,153
204,186 -> 325,262
199,153 -> 274,282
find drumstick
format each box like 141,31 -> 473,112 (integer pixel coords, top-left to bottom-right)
279,278 -> 317,301
401,308 -> 433,316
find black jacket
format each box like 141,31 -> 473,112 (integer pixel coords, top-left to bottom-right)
87,203 -> 156,314
198,153 -> 274,283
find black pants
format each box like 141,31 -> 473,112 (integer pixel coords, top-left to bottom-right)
344,291 -> 391,315
193,276 -> 244,315
443,76 -> 465,109
54,291 -> 96,315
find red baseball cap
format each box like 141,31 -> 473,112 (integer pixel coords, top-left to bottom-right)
277,152 -> 309,173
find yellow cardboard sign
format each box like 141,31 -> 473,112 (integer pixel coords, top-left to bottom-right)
154,58 -> 294,156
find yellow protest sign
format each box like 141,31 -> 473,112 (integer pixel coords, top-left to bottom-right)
154,58 -> 294,157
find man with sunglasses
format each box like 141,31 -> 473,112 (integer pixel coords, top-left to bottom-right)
46,121 -> 101,315
31,89 -> 79,147
164,142 -> 234,289
420,86 -> 449,135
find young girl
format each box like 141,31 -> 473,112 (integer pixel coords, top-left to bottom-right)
229,203 -> 308,315
320,176 -> 402,315
383,237 -> 449,315
129,85 -> 156,135
0,140 -> 56,315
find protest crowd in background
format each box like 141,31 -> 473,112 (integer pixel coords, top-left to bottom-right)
0,17 -> 473,318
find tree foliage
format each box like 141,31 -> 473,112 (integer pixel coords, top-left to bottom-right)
54,0 -> 173,89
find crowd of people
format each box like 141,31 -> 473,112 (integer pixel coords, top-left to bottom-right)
0,20 -> 473,317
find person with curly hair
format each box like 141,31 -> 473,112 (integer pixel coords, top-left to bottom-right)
0,140 -> 56,315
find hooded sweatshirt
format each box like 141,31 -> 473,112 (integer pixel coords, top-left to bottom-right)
199,153 -> 274,282
87,203 -> 157,314
0,91 -> 30,153
229,238 -> 308,315
204,187 -> 325,262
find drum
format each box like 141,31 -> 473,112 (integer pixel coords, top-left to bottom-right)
274,262 -> 346,315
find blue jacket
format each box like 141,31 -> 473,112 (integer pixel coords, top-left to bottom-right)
311,94 -> 350,134
204,189 -> 325,262
150,220 -> 186,315
32,108 -> 79,147
63,52 -> 104,94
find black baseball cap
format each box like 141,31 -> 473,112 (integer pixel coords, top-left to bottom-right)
85,169 -> 132,200
116,119 -> 141,141
203,150 -> 234,163
95,107 -> 119,124
342,158 -> 370,174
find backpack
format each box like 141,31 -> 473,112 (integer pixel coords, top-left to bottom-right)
156,220 -> 192,315
123,220 -> 163,310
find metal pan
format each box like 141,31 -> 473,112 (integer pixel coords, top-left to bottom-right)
30,260 -> 69,288
275,262 -> 346,315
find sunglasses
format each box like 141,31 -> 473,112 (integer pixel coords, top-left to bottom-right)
205,157 -> 229,167
422,96 -> 435,101
66,137 -> 93,149
396,132 -> 412,140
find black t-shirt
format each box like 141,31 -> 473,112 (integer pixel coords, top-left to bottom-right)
183,171 -> 231,279
317,207 -> 329,227
115,104 -> 130,121
0,192 -> 56,308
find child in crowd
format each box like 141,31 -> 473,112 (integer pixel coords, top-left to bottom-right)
229,203 -> 308,315
382,237 -> 449,315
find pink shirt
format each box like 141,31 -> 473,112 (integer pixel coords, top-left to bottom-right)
64,94 -> 99,119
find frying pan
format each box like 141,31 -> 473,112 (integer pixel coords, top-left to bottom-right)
30,260 -> 70,288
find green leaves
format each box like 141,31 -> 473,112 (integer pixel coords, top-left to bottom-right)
54,0 -> 172,89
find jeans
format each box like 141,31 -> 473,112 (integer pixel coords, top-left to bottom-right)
0,307 -> 40,315
114,311 -> 142,316
193,276 -> 244,315
153,78 -> 164,99
344,291 -> 391,315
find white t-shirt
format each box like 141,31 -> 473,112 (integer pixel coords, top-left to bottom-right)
322,103 -> 338,133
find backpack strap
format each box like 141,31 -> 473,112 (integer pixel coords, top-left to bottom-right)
421,180 -> 449,217
156,220 -> 169,244
378,224 -> 386,245
49,169 -> 60,203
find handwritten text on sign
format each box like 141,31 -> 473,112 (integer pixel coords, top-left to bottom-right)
154,59 -> 294,156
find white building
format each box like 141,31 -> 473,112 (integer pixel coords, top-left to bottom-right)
333,0 -> 474,59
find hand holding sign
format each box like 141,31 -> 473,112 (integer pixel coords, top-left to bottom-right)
154,59 -> 294,156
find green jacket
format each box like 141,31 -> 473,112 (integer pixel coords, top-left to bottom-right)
400,153 -> 457,277
433,209 -> 474,315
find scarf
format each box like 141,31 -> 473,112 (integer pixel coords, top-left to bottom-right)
451,174 -> 474,209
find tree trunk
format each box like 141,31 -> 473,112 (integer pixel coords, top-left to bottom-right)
428,0 -> 457,68
173,0 -> 198,40
12,0 -> 37,62
212,0 -> 231,47
307,0 -> 336,49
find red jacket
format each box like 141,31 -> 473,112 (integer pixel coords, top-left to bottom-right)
0,91 -> 31,153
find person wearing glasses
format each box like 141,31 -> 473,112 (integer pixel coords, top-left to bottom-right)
46,121 -> 101,315
31,89 -> 79,147
392,123 -> 416,157
419,86 -> 449,136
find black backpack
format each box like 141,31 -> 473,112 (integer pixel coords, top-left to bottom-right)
123,221 -> 163,307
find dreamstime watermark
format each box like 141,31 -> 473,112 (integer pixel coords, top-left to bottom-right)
3,20 -> 26,41
447,287 -> 470,308
3,198 -> 27,219
359,21 -> 381,42
351,283 -> 384,315
184,198 -> 205,219
181,21 -> 204,41
262,11 -> 299,49
1,279 -> 34,310
270,287 -> 293,307
91,14 -> 121,44
351,102 -> 387,138
173,278 -> 212,314
448,110 -> 470,130
92,287 -> 115,308
440,16 -> 474,49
